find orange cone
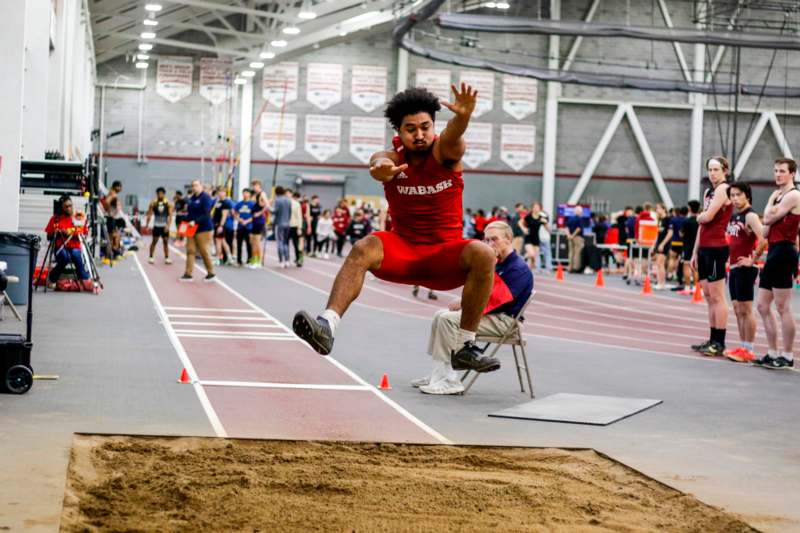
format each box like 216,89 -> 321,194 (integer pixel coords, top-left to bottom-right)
691,284 -> 704,304
594,270 -> 605,288
555,264 -> 564,281
641,276 -> 653,295
378,373 -> 391,390
178,368 -> 191,384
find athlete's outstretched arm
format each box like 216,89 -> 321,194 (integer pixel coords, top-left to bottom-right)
436,83 -> 477,163
697,183 -> 729,223
369,150 -> 407,183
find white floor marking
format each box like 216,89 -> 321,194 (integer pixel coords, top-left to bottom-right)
169,321 -> 284,328
133,255 -> 228,438
199,380 -> 372,391
173,329 -> 294,337
164,306 -> 261,313
165,314 -> 276,321
175,333 -> 300,341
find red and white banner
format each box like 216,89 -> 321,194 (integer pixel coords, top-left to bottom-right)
500,124 -> 536,170
259,112 -> 296,159
415,68 -> 451,101
262,62 -> 298,108
459,70 -> 494,117
502,75 -> 538,120
349,116 -> 386,163
156,56 -> 193,103
351,65 -> 387,113
304,115 -> 341,162
307,63 -> 343,110
199,58 -> 233,105
463,122 -> 492,168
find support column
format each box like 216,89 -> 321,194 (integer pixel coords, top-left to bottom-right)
688,4 -> 706,201
238,79 -> 254,196
541,0 -> 560,216
22,0 -> 51,160
396,48 -> 409,93
47,0 -> 66,152
0,0 -> 27,231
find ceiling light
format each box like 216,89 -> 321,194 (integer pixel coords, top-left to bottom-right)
241,70 -> 256,78
259,50 -> 275,59
298,10 -> 316,20
136,53 -> 150,60
135,62 -> 149,69
282,25 -> 300,35
270,39 -> 287,47
140,31 -> 156,39
144,3 -> 162,11
143,19 -> 158,26
249,61 -> 264,69
234,78 -> 247,85
138,43 -> 153,51
339,31 -> 348,36
496,1 -> 510,8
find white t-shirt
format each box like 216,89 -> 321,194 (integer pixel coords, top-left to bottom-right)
316,218 -> 334,239
289,199 -> 302,228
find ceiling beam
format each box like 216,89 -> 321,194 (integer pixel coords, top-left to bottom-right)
158,0 -> 295,23
113,32 -> 249,57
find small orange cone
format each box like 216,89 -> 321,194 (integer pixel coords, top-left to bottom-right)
178,368 -> 191,384
555,264 -> 564,281
594,270 -> 605,288
378,373 -> 391,390
641,276 -> 653,295
691,284 -> 704,304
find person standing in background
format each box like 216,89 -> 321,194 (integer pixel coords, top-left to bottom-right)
173,190 -> 188,247
249,180 -> 269,269
145,187 -> 173,265
332,199 -> 351,258
212,187 -> 235,266
234,189 -> 254,266
315,209 -> 334,259
180,180 -> 216,282
308,195 -> 322,257
271,186 -> 293,268
289,191 -> 304,267
566,205 -> 586,273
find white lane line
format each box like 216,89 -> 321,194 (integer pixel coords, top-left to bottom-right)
133,255 -> 228,438
169,246 -> 452,445
164,306 -> 261,313
199,380 -> 372,391
165,314 -> 277,321
175,329 -> 294,337
170,321 -> 284,328
176,334 -> 300,340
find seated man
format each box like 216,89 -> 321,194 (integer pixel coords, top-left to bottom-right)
44,195 -> 92,291
413,221 -> 533,395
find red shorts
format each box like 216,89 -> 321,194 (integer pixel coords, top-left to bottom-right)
372,231 -> 473,291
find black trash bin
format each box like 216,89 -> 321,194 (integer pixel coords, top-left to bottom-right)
0,233 -> 40,394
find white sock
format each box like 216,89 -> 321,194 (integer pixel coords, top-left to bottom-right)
741,341 -> 754,352
457,328 -> 476,346
781,351 -> 794,361
320,309 -> 340,335
768,349 -> 779,358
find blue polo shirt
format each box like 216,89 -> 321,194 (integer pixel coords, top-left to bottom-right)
491,250 -> 533,318
186,191 -> 214,232
566,215 -> 585,237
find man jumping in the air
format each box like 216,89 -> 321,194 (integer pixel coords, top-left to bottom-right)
293,84 -> 499,373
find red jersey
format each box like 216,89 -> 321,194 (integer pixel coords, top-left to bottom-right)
726,208 -> 757,261
332,207 -> 350,235
45,215 -> 85,249
699,184 -> 733,248
383,136 -> 464,244
768,188 -> 800,244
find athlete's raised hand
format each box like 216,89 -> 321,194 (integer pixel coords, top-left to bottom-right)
370,159 -> 408,182
442,83 -> 478,117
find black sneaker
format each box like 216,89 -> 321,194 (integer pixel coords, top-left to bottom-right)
700,341 -> 724,357
293,311 -> 334,355
451,342 -> 500,373
411,286 -> 420,298
754,355 -> 794,370
427,291 -> 438,300
691,340 -> 712,352
671,285 -> 685,292
203,273 -> 217,282
179,274 -> 193,282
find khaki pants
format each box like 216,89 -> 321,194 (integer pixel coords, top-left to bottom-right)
568,235 -> 584,272
185,230 -> 215,276
428,309 -> 517,363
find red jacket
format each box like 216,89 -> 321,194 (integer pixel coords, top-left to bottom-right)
45,216 -> 85,250
332,207 -> 351,235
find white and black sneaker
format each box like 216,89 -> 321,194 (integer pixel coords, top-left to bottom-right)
753,355 -> 794,370
203,273 -> 217,283
179,274 -> 193,282
451,342 -> 500,373
293,311 -> 334,355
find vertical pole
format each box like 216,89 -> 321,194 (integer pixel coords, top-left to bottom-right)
238,79 -> 254,196
542,0 -> 561,217
396,48 -> 409,93
98,85 -> 106,185
731,46 -> 741,175
688,1 -> 706,201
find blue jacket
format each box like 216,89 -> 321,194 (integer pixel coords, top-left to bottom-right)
187,192 -> 214,232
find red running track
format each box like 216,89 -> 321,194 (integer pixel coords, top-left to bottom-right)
134,251 -> 449,443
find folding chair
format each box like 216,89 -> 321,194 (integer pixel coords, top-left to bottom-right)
460,290 -> 536,398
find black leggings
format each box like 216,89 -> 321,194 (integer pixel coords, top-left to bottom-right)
315,237 -> 330,253
289,227 -> 301,261
237,229 -> 251,264
335,233 -> 346,256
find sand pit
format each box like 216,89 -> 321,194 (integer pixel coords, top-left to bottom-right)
61,435 -> 755,532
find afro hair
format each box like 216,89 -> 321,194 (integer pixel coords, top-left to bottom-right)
384,87 -> 441,130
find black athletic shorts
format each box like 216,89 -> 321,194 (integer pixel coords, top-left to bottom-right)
698,246 -> 728,282
152,226 -> 168,239
682,244 -> 694,261
671,244 -> 683,256
250,221 -> 265,236
759,242 -> 799,291
728,266 -> 758,301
